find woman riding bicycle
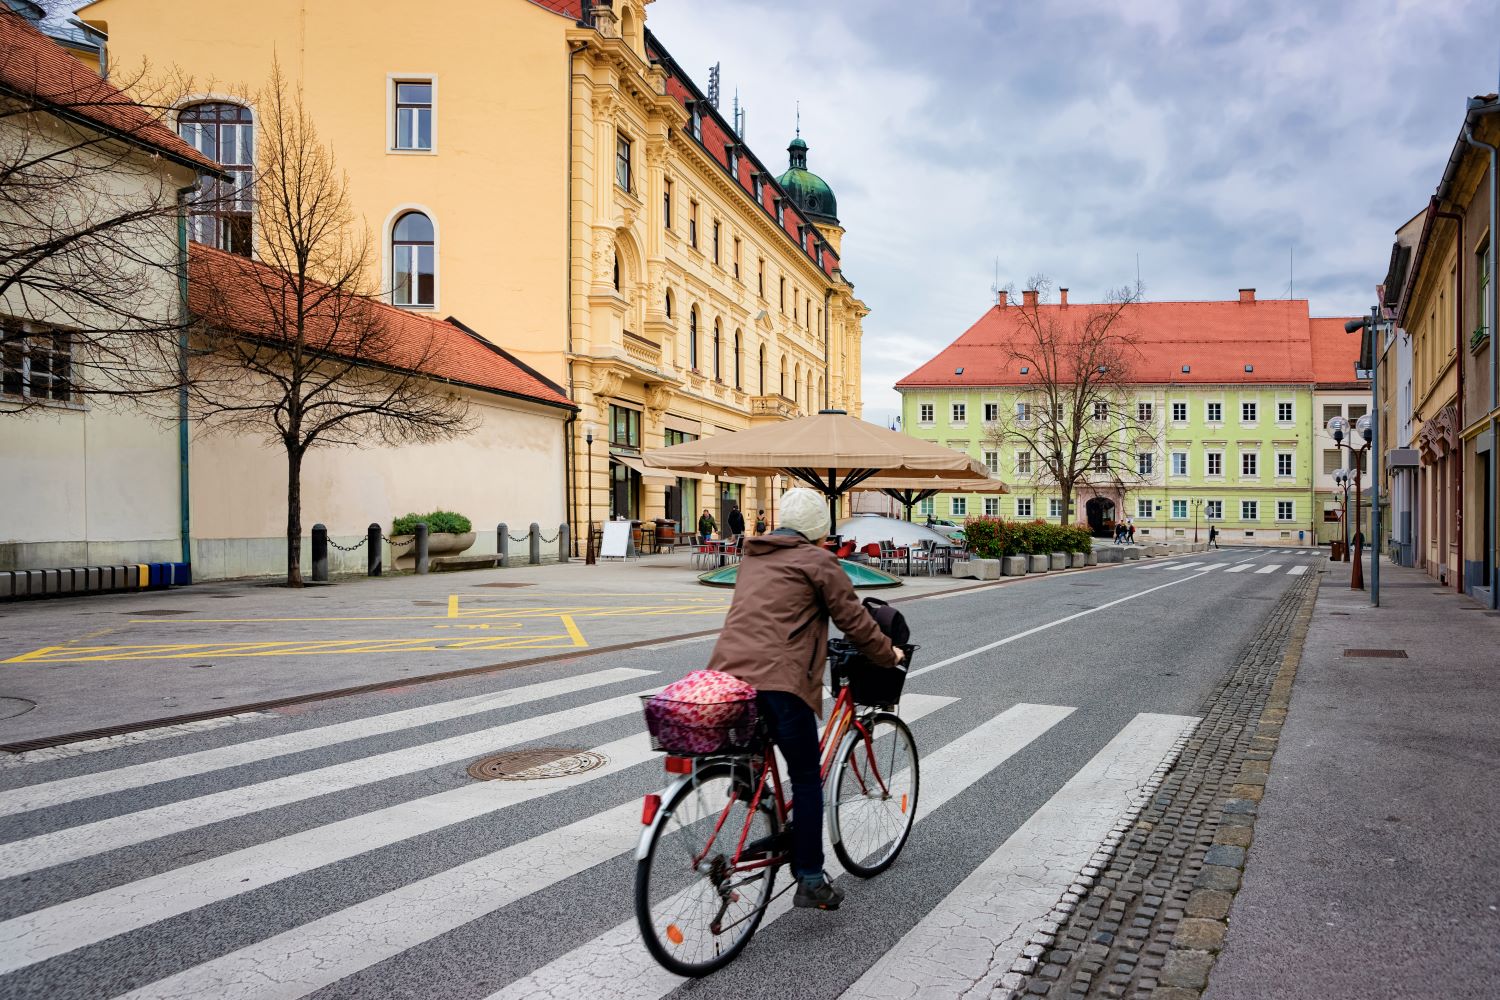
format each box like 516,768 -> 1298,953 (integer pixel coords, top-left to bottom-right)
704,487 -> 903,910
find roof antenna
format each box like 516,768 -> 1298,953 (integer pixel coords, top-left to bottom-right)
990,257 -> 1002,306
1135,252 -> 1141,290
707,62 -> 721,109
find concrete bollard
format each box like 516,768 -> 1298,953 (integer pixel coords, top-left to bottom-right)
1028,554 -> 1049,573
558,523 -> 570,563
1087,551 -> 1098,565
529,523 -> 541,565
1069,552 -> 1087,568
367,523 -> 382,576
498,523 -> 510,568
1002,555 -> 1028,576
311,523 -> 329,582
1050,551 -> 1067,571
415,522 -> 429,575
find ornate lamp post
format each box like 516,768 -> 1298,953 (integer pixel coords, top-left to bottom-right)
1328,415 -> 1372,589
1332,468 -> 1351,561
584,422 -> 597,566
1192,497 -> 1204,544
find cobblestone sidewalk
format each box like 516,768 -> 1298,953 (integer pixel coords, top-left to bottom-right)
998,567 -> 1321,1000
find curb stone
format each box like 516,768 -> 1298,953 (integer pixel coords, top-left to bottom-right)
997,567 -> 1321,1000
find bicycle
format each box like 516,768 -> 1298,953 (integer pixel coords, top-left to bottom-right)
633,641 -> 920,976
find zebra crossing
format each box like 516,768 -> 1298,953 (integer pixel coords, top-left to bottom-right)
1139,552 -> 1319,577
0,664 -> 1200,1000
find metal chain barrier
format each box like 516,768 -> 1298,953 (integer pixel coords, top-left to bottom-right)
508,532 -> 531,543
537,530 -> 560,544
326,536 -> 368,552
382,534 -> 417,550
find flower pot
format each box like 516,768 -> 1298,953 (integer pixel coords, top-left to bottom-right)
393,531 -> 475,569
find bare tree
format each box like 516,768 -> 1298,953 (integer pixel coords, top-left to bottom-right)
188,64 -> 474,586
982,278 -> 1157,528
0,17 -> 217,414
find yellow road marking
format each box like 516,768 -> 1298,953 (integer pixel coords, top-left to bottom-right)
125,601 -> 728,625
3,633 -> 588,664
560,614 -> 586,647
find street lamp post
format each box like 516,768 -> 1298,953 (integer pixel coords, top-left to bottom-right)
584,423 -> 597,566
1332,469 -> 1351,561
1192,497 -> 1203,544
1328,416 -> 1372,589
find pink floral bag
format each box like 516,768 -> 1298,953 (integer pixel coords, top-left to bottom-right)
643,669 -> 758,755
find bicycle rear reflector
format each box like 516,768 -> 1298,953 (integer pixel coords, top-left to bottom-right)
641,793 -> 661,826
664,756 -> 694,775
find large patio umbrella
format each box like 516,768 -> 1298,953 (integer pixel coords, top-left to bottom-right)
642,409 -> 989,524
857,475 -> 1010,521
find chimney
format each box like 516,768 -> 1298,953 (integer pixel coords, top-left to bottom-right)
1238,288 -> 1255,303
997,290 -> 1007,307
1059,288 -> 1069,307
1022,289 -> 1039,308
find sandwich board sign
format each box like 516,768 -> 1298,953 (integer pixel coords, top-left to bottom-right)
600,520 -> 634,560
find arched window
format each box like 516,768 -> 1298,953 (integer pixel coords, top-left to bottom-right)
794,363 -> 801,405
665,289 -> 673,319
613,253 -> 620,291
817,376 -> 824,409
713,319 -> 722,381
392,211 -> 435,307
779,356 -> 787,397
733,330 -> 742,389
178,102 -> 254,256
758,345 -> 766,395
689,307 -> 699,370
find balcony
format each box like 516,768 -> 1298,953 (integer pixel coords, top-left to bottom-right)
750,394 -> 799,422
622,331 -> 661,368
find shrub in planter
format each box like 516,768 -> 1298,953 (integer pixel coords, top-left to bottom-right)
960,516 -> 1005,560
393,510 -> 473,536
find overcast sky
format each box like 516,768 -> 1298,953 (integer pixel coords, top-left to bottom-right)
648,0 -> 1500,427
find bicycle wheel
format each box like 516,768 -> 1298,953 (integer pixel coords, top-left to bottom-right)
828,712 -> 919,877
634,760 -> 782,977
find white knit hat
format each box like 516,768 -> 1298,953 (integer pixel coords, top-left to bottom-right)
779,487 -> 831,540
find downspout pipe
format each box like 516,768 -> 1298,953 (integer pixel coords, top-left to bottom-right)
822,285 -> 832,409
1463,106 -> 1499,608
565,39 -> 589,556
175,181 -> 199,571
1435,208 -> 1465,594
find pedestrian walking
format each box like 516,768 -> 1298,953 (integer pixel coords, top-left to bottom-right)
1208,525 -> 1219,549
727,503 -> 746,538
1126,519 -> 1136,544
698,508 -> 717,541
754,509 -> 769,535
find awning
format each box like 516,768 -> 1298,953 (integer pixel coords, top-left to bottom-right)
715,476 -> 750,485
611,455 -> 675,484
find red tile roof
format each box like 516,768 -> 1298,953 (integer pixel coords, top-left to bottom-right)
188,244 -> 574,410
0,10 -> 222,174
1309,317 -> 1369,388
526,0 -> 584,17
897,297 -> 1361,389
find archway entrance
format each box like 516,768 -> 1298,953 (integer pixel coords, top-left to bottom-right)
1086,495 -> 1115,536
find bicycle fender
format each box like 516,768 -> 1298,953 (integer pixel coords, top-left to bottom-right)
824,729 -> 862,850
635,772 -> 695,862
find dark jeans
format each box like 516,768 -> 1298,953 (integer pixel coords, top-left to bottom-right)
757,690 -> 823,881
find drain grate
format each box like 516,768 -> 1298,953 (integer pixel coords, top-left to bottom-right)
467,748 -> 608,781
1343,648 -> 1408,659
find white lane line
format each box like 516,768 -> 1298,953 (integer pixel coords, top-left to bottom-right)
840,712 -> 1199,1000
0,668 -> 655,819
1224,564 -> 1252,573
0,689 -> 662,880
638,636 -> 714,651
907,571 -> 1210,679
108,694 -> 958,1000
1164,563 -> 1202,572
1255,564 -> 1282,574
486,702 -> 1077,1000
1288,565 -> 1309,576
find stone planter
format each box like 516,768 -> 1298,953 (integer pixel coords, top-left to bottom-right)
1086,551 -> 1098,565
394,531 -> 475,570
1125,547 -> 1142,561
1028,554 -> 1049,573
1095,545 -> 1122,564
1069,552 -> 1087,568
1150,542 -> 1169,557
1050,552 -> 1067,571
1002,555 -> 1028,576
969,558 -> 1001,580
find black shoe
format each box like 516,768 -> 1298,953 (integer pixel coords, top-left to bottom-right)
794,876 -> 844,910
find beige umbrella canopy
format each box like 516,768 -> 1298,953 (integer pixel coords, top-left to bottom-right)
857,475 -> 1010,521
643,409 -> 988,518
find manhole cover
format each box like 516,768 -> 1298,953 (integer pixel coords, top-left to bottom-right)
1343,648 -> 1408,659
473,582 -> 535,589
0,697 -> 36,720
467,748 -> 608,781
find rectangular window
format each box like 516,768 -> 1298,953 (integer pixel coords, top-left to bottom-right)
689,102 -> 702,139
752,173 -> 764,203
1322,449 -> 1343,474
984,497 -> 1000,517
1171,452 -> 1188,476
615,132 -> 632,192
689,201 -> 698,248
1206,500 -> 1223,520
1171,499 -> 1188,519
0,323 -> 72,402
950,497 -> 967,517
1016,497 -> 1034,518
1277,401 -> 1294,423
1049,498 -> 1063,518
1015,401 -> 1030,422
1092,452 -> 1109,473
726,145 -> 739,178
951,402 -> 966,424
757,259 -> 765,298
1137,452 -> 1154,476
732,237 -> 741,280
984,450 -> 1000,475
1242,451 -> 1258,476
775,199 -> 785,225
919,403 -> 934,424
1016,451 -> 1032,476
1207,401 -> 1223,422
1137,499 -> 1154,519
1241,500 -> 1259,521
664,428 -> 697,447
919,498 -> 935,517
1276,452 -> 1294,477
1277,500 -> 1295,521
1171,401 -> 1188,422
1206,451 -> 1223,477
1348,404 -> 1367,422
779,276 -> 786,312
1053,401 -> 1065,422
1137,401 -> 1153,422
609,404 -> 641,448
712,221 -> 721,264
1322,403 -> 1343,424
1093,401 -> 1109,421
1241,400 -> 1257,423
663,178 -> 672,228
394,81 -> 433,150
984,402 -> 1000,423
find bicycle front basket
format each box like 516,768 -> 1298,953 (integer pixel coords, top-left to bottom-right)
641,694 -> 759,755
829,640 -> 916,707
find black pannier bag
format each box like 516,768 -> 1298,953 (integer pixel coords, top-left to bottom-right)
828,597 -> 916,707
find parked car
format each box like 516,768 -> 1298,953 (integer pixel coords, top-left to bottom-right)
921,516 -> 965,540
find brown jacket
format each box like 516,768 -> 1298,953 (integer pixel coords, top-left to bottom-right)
706,533 -> 898,715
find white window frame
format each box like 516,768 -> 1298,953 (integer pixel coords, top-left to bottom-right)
1093,401 -> 1109,422
1015,401 -> 1031,422
984,450 -> 1000,475
1016,450 -> 1032,476
950,496 -> 967,517
984,402 -> 1000,423
1171,499 -> 1188,519
1171,401 -> 1188,422
1241,451 -> 1259,477
1241,400 -> 1258,424
1137,498 -> 1154,519
1137,401 -> 1153,422
387,75 -> 437,154
1276,500 -> 1295,522
1016,497 -> 1033,518
1206,401 -> 1223,423
383,204 -> 440,311
1049,497 -> 1063,518
918,497 -> 935,517
1206,450 -> 1223,477
1276,451 -> 1294,478
1206,500 -> 1223,520
1171,451 -> 1188,476
983,497 -> 1000,517
1276,400 -> 1294,423
1137,452 -> 1154,476
918,402 -> 935,425
0,320 -> 74,404
1242,500 -> 1259,521
951,401 -> 967,425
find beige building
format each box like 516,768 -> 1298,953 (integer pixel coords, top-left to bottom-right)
84,0 -> 869,546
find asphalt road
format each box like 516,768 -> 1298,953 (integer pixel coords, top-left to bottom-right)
0,546 -> 1323,1000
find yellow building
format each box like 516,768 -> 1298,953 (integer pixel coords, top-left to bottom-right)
82,0 -> 868,544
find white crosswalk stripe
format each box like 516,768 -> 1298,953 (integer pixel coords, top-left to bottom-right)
1224,564 -> 1252,573
1288,564 -> 1309,575
1255,563 -> 1282,574
1164,562 -> 1202,572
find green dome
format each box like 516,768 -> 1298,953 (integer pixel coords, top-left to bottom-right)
777,136 -> 838,224
698,560 -> 901,589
